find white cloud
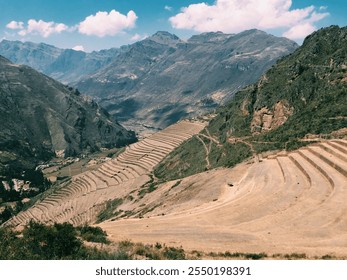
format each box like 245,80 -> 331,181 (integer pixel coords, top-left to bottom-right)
72,45 -> 85,51
282,22 -> 316,40
283,10 -> 328,40
165,5 -> 173,11
7,19 -> 68,37
131,33 -> 142,41
169,0 -> 329,41
6,21 -> 24,30
78,10 -> 138,37
130,33 -> 148,41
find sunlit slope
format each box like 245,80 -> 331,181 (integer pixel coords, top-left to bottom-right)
100,139 -> 347,256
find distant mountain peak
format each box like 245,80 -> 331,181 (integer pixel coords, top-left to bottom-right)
200,31 -> 225,36
188,31 -> 234,43
148,31 -> 181,45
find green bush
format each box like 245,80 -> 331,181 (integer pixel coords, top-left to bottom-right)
21,221 -> 82,259
77,225 -> 109,244
244,253 -> 267,260
163,247 -> 186,260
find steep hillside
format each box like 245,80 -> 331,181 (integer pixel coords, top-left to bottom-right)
0,40 -> 119,84
155,26 -> 347,181
0,55 -> 136,180
77,30 -> 297,129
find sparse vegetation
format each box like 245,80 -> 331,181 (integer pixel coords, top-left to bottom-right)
137,175 -> 161,198
106,148 -> 125,158
209,251 -> 267,260
0,221 -> 133,260
0,222 -> 344,260
283,253 -> 307,260
76,224 -> 109,244
96,198 -> 123,223
163,247 -> 186,260
244,253 -> 268,260
154,137 -> 209,180
321,254 -> 335,260
170,180 -> 182,189
0,222 -> 185,260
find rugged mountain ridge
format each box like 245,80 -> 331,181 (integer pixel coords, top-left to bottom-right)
0,30 -> 298,131
0,55 -> 136,178
155,25 -> 347,180
77,30 -> 298,129
0,40 -> 120,84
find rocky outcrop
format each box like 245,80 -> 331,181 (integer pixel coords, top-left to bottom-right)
251,101 -> 294,133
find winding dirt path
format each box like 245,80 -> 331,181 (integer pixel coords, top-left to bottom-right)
196,135 -> 211,169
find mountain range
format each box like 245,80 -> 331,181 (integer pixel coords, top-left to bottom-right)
0,30 -> 298,130
0,39 -> 120,85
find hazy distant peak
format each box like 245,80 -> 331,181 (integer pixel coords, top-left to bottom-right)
188,31 -> 234,43
147,31 -> 181,45
240,29 -> 266,35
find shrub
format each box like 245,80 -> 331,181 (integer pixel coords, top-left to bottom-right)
244,253 -> 267,260
163,247 -> 186,260
77,225 -> 109,244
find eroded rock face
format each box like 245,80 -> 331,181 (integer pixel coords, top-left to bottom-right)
251,100 -> 294,134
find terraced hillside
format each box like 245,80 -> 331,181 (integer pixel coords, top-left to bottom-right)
100,139 -> 347,257
154,26 -> 347,181
4,120 -> 206,228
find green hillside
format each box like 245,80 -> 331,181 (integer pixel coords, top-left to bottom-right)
155,26 -> 347,181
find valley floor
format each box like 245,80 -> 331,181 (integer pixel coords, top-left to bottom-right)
99,139 -> 347,258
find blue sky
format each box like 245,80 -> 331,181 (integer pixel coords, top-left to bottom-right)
1,0 -> 346,52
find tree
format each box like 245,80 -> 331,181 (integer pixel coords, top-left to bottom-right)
21,221 -> 82,259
